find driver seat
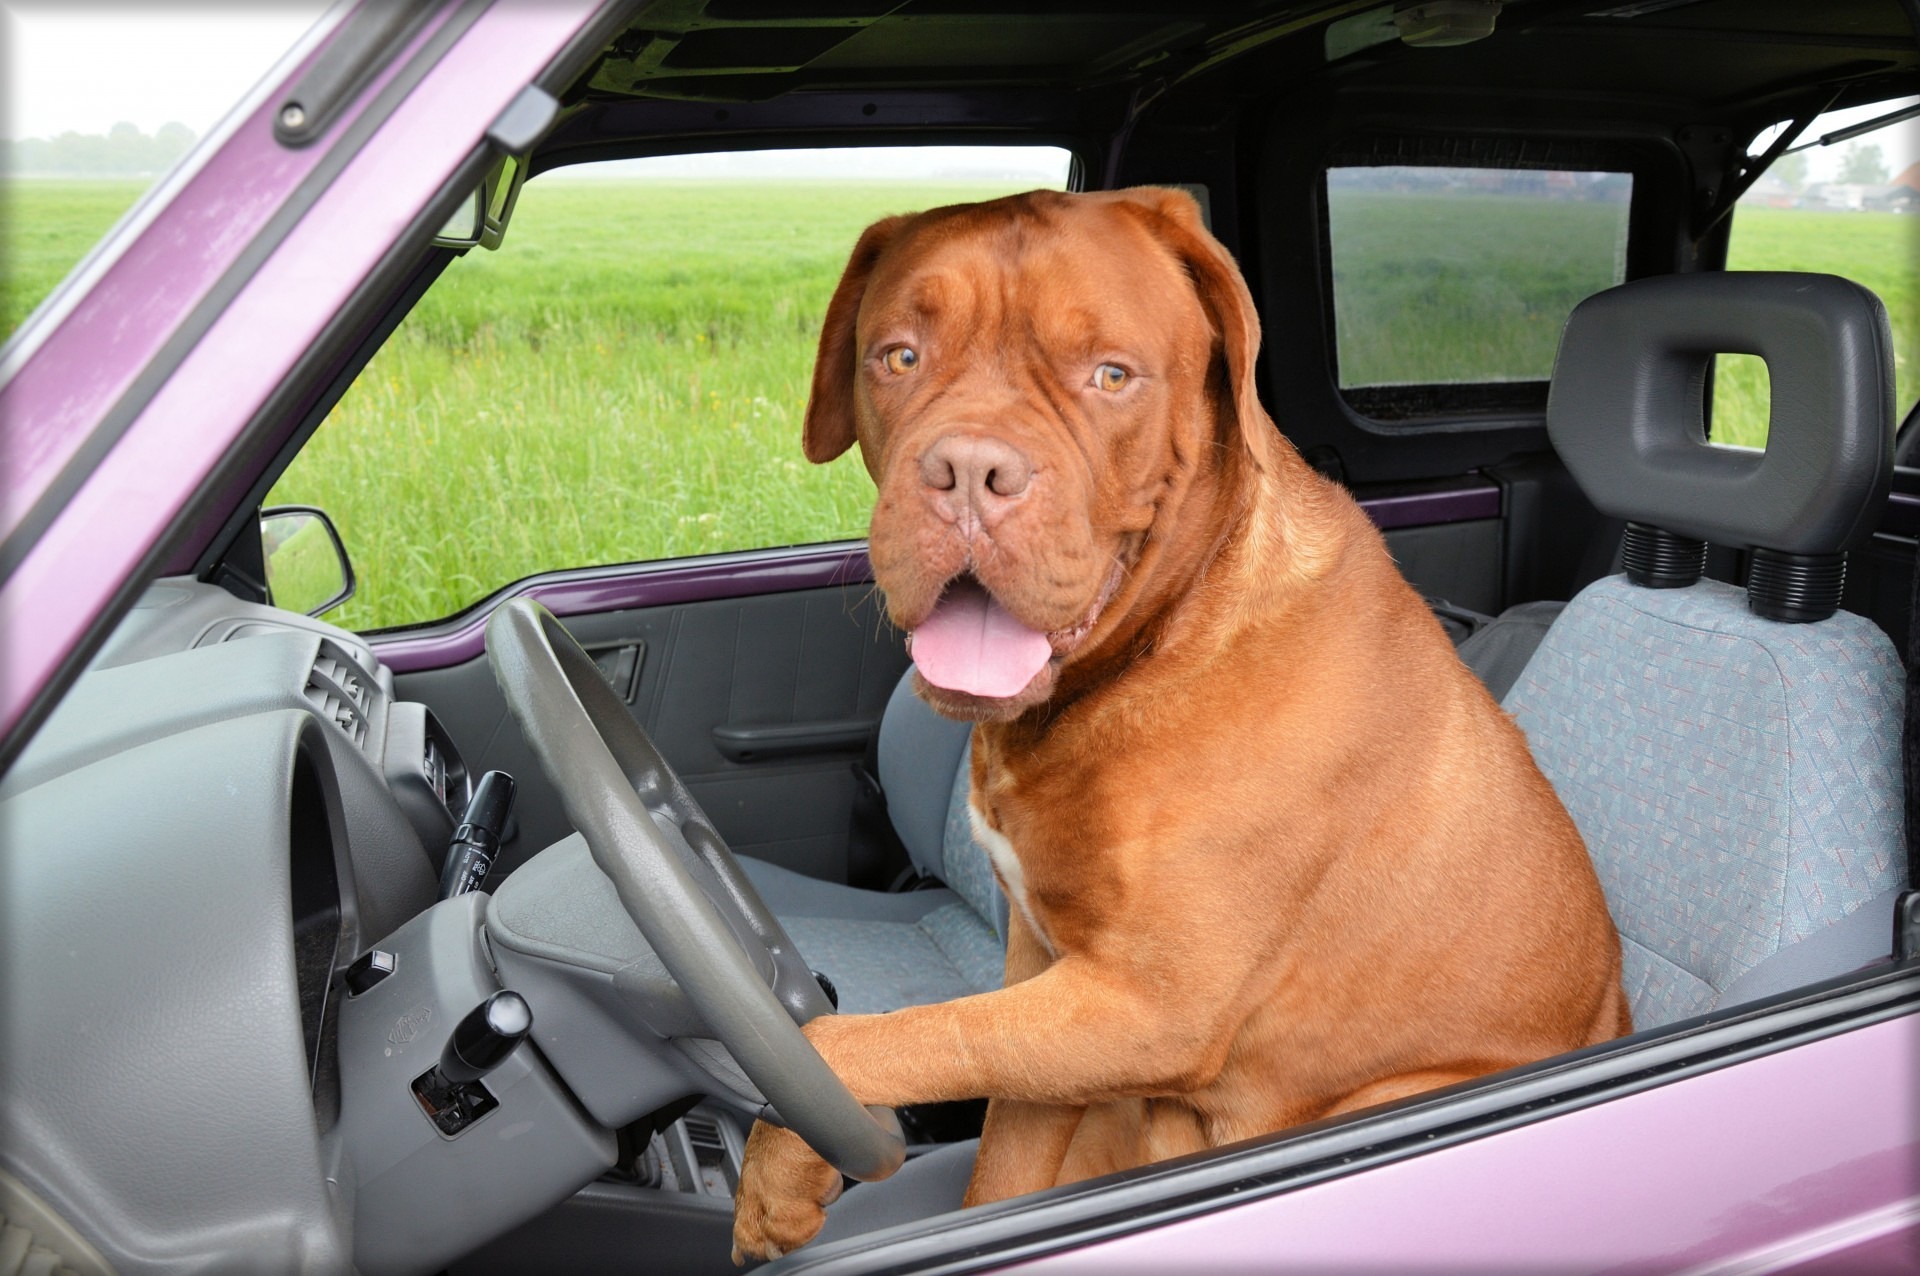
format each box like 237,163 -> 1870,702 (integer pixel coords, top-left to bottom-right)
738,675 -> 1004,1014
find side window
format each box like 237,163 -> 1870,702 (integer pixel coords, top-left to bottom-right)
267,146 -> 1074,631
1721,99 -> 1919,449
1324,164 -> 1632,417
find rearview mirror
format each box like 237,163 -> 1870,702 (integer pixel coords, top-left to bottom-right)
262,505 -> 356,618
430,152 -> 525,252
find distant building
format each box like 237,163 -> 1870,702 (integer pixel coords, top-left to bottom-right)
1738,172 -> 1797,208
1803,182 -> 1878,211
1886,161 -> 1920,213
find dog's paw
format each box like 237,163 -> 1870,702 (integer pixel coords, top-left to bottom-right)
731,1119 -> 844,1265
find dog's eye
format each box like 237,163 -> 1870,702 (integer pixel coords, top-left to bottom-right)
1093,363 -> 1129,392
884,346 -> 919,375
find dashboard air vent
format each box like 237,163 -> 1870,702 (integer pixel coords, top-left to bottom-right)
305,641 -> 374,748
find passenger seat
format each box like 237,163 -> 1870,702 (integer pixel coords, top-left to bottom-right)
1501,271 -> 1907,1029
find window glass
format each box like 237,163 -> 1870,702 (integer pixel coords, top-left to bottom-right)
267,147 -> 1074,631
1720,99 -> 1919,449
1326,165 -> 1632,390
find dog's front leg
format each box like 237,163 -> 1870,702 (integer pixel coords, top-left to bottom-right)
809,954 -> 1234,1107
965,1099 -> 1085,1206
731,1118 -> 844,1265
966,910 -> 1084,1207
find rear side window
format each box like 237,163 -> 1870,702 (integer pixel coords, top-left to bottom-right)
1326,165 -> 1632,408
1717,98 -> 1919,450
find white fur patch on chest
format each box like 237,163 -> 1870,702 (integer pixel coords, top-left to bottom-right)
968,801 -> 1055,957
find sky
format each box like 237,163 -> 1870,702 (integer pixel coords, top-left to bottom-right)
0,3 -> 1913,183
1749,99 -> 1920,183
0,2 -> 330,142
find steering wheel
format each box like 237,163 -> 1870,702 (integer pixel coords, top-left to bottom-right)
485,597 -> 906,1182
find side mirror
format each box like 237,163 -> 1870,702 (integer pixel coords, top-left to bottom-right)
430,152 -> 525,252
262,505 -> 356,618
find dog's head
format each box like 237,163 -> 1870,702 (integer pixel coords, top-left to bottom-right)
804,188 -> 1277,721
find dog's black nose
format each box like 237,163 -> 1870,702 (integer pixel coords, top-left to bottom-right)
920,433 -> 1033,526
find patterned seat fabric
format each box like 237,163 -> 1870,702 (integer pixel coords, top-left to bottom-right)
1504,575 -> 1907,1029
738,674 -> 1005,1014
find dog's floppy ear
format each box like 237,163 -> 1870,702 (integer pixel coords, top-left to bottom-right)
803,214 -> 912,464
1113,188 -> 1272,469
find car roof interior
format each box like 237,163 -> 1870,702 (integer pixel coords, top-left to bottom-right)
569,0 -> 1918,114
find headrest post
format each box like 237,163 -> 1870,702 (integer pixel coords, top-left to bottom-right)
1747,548 -> 1846,624
1621,523 -> 1707,590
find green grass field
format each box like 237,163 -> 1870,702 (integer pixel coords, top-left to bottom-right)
0,179 -> 149,334
1328,191 -> 1631,388
267,180 -> 1039,629
4,178 -> 1914,630
1721,207 -> 1920,448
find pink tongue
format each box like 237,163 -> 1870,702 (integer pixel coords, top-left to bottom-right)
911,579 -> 1053,698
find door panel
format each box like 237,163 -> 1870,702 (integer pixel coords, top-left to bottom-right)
1382,520 -> 1502,615
394,583 -> 907,883
388,479 -> 1522,888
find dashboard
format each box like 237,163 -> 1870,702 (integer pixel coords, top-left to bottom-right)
0,576 -> 780,1276
0,578 -> 498,1272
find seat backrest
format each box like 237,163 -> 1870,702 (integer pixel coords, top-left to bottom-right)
876,672 -> 1006,939
876,670 -> 970,878
1506,271 -> 1906,1030
1504,576 -> 1905,1027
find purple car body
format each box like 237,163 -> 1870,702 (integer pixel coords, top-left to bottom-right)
1,2 -> 1915,1272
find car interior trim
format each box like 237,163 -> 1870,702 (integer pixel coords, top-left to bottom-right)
365,481 -> 1507,674
371,542 -> 875,672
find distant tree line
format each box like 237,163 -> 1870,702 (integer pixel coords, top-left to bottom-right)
1765,143 -> 1890,192
1838,143 -> 1891,186
1,122 -> 197,176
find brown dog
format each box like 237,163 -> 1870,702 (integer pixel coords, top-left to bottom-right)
731,187 -> 1629,1261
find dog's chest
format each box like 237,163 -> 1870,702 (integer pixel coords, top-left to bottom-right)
967,802 -> 1056,957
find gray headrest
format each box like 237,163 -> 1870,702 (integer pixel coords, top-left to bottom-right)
1547,272 -> 1895,554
